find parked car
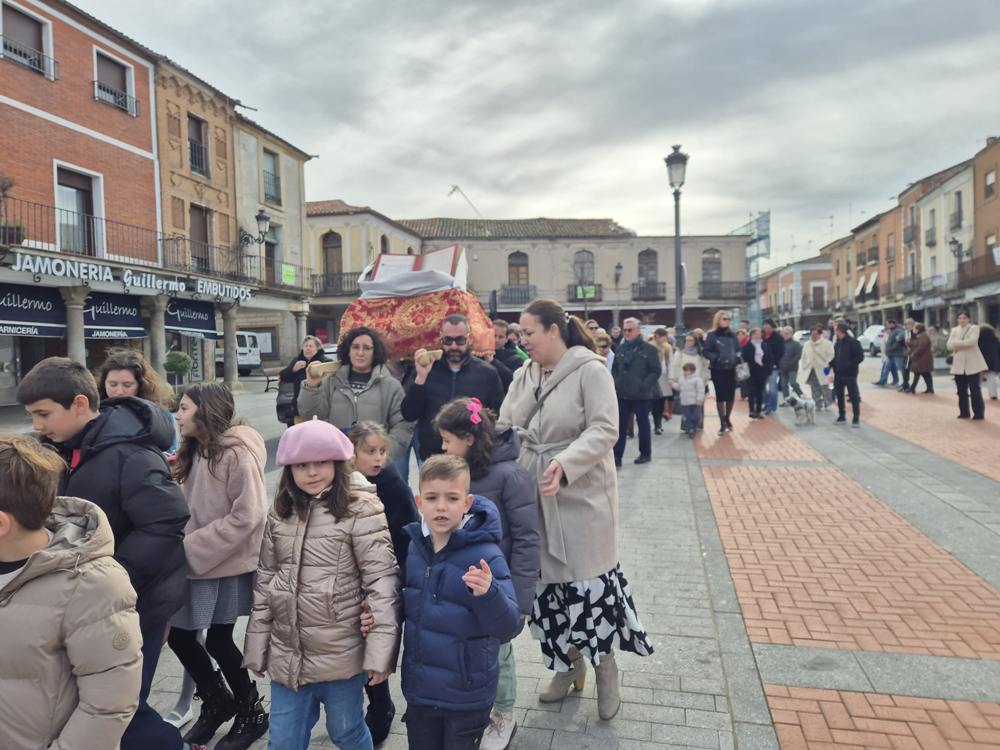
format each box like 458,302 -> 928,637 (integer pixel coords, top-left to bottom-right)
858,325 -> 885,356
322,343 -> 338,358
794,330 -> 811,343
214,332 -> 262,376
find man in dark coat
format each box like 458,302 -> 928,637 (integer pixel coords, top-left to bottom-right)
611,317 -> 661,466
402,314 -> 505,460
492,319 -> 528,373
762,319 -> 785,414
831,323 -> 865,426
17,357 -> 189,750
978,323 -> 1000,400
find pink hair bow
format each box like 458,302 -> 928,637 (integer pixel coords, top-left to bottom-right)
466,397 -> 483,425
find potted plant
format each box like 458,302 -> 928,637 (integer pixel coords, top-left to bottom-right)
164,350 -> 193,390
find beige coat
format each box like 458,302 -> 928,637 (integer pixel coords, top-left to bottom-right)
669,349 -> 711,384
499,346 -> 620,584
0,497 -> 141,750
798,337 -> 835,383
947,323 -> 988,375
182,425 -> 269,579
244,473 -> 401,689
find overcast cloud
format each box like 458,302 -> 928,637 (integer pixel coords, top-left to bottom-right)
79,0 -> 1000,268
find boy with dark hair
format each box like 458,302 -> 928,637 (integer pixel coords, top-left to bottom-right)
17,357 -> 193,749
401,454 -> 521,749
0,434 -> 142,750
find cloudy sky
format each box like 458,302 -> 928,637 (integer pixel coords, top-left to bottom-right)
81,0 -> 999,269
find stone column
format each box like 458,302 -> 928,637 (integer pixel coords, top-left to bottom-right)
60,287 -> 89,365
143,295 -> 168,378
221,303 -> 240,390
293,310 -> 308,347
975,299 -> 988,325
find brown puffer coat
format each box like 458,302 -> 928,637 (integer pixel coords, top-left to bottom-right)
0,496 -> 142,750
907,332 -> 933,375
244,473 -> 401,689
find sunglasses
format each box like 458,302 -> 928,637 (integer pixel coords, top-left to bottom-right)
441,336 -> 468,346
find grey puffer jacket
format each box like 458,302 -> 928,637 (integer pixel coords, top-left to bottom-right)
779,339 -> 803,372
883,326 -> 906,357
469,427 -> 541,614
297,364 -> 414,459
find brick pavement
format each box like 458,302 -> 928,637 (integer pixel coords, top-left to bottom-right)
696,399 -> 824,463
766,684 -> 1000,749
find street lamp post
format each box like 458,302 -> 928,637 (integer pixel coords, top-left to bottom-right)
664,145 -> 689,335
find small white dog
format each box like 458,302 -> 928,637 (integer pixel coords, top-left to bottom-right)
786,395 -> 816,426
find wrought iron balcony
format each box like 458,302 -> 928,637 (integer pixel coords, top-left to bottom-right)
262,257 -> 309,290
312,272 -> 360,297
566,283 -> 603,302
903,224 -> 917,245
93,80 -> 139,116
698,281 -> 750,299
1,35 -> 58,79
189,139 -> 210,177
959,252 -> 1000,289
500,284 -> 536,305
263,170 -> 281,205
868,247 -> 878,264
897,274 -> 921,294
856,252 -> 866,267
631,281 -> 666,301
919,272 -> 958,293
950,210 -> 963,230
925,227 -> 937,246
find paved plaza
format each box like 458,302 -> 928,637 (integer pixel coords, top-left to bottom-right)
31,361 -> 997,750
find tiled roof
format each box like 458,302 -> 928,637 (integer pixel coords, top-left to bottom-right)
397,218 -> 635,240
306,200 -> 373,217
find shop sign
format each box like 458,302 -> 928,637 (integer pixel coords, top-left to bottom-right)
194,279 -> 254,302
165,298 -> 221,339
0,282 -> 66,337
84,292 -> 147,339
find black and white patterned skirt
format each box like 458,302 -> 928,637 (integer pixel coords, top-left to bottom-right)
529,564 -> 654,671
169,572 -> 255,631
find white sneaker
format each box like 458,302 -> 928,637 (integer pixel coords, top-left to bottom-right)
481,708 -> 516,750
163,705 -> 193,729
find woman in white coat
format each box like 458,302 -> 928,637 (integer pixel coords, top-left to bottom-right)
947,310 -> 988,420
499,299 -> 652,722
798,325 -> 835,409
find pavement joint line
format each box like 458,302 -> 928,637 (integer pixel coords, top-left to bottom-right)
753,642 -> 1000,704
698,457 -> 832,468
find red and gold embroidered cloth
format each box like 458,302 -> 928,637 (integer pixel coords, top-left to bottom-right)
340,288 -> 495,361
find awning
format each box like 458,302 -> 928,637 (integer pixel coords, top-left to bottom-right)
84,292 -> 146,339
865,272 -> 878,293
854,274 -> 867,297
0,282 -> 66,337
165,298 -> 221,339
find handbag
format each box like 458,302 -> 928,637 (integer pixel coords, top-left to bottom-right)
735,358 -> 750,382
275,380 -> 297,424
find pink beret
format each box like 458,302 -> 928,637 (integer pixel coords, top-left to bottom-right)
276,416 -> 355,466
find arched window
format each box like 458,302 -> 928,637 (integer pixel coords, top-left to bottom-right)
638,248 -> 658,284
322,231 -> 342,276
508,251 -> 529,285
573,249 -> 595,284
406,246 -> 415,256
702,248 -> 722,283
379,235 -> 389,253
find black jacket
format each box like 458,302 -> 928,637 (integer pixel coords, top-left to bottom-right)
611,338 -> 661,400
740,341 -> 774,380
704,328 -> 740,370
978,326 -> 1000,372
53,397 -> 189,624
490,356 -> 514,393
494,342 -> 525,373
280,348 -> 329,414
368,463 -> 419,572
400,355 -> 505,460
832,336 -> 865,378
763,332 -> 784,371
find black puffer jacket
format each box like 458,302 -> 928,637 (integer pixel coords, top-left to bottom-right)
280,348 -> 329,415
832,336 -> 865,378
52,397 -> 189,624
494,342 -> 525,373
367,462 -> 420,572
469,427 -> 540,615
978,326 -> 1000,372
611,338 -> 661,400
400,355 -> 505,460
740,341 -> 774,380
704,328 -> 740,370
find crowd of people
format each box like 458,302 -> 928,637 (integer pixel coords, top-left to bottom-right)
1,297 -> 997,750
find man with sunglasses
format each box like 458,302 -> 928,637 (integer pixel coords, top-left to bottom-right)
611,317 -> 661,466
401,314 -> 505,460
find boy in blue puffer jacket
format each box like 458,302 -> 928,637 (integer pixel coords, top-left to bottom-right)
402,454 -> 521,749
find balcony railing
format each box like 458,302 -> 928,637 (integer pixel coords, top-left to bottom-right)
312,272 -> 360,297
262,257 -> 309,290
1,35 -> 58,79
856,252 -> 866,266
959,253 -> 1000,289
925,227 -> 937,246
801,294 -> 827,312
189,140 -> 210,176
868,247 -> 878,264
897,274 -> 921,294
93,80 -> 139,116
0,195 -> 258,284
263,170 -> 281,204
631,281 -> 666,300
903,225 -> 917,244
500,284 -> 536,305
699,281 -> 751,299
567,283 -> 603,302
919,272 -> 958,294
950,210 -> 963,230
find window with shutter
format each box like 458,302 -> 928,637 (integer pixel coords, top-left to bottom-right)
2,4 -> 51,76
94,52 -> 135,114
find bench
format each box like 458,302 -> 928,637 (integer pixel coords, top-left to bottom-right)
263,366 -> 283,392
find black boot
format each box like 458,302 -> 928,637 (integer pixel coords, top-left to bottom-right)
215,682 -> 268,750
365,683 -> 396,747
183,671 -> 236,745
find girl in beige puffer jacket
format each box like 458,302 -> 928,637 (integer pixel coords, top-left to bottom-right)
244,417 -> 401,750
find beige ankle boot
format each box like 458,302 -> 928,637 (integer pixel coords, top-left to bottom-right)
538,649 -> 586,703
594,652 -> 621,720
